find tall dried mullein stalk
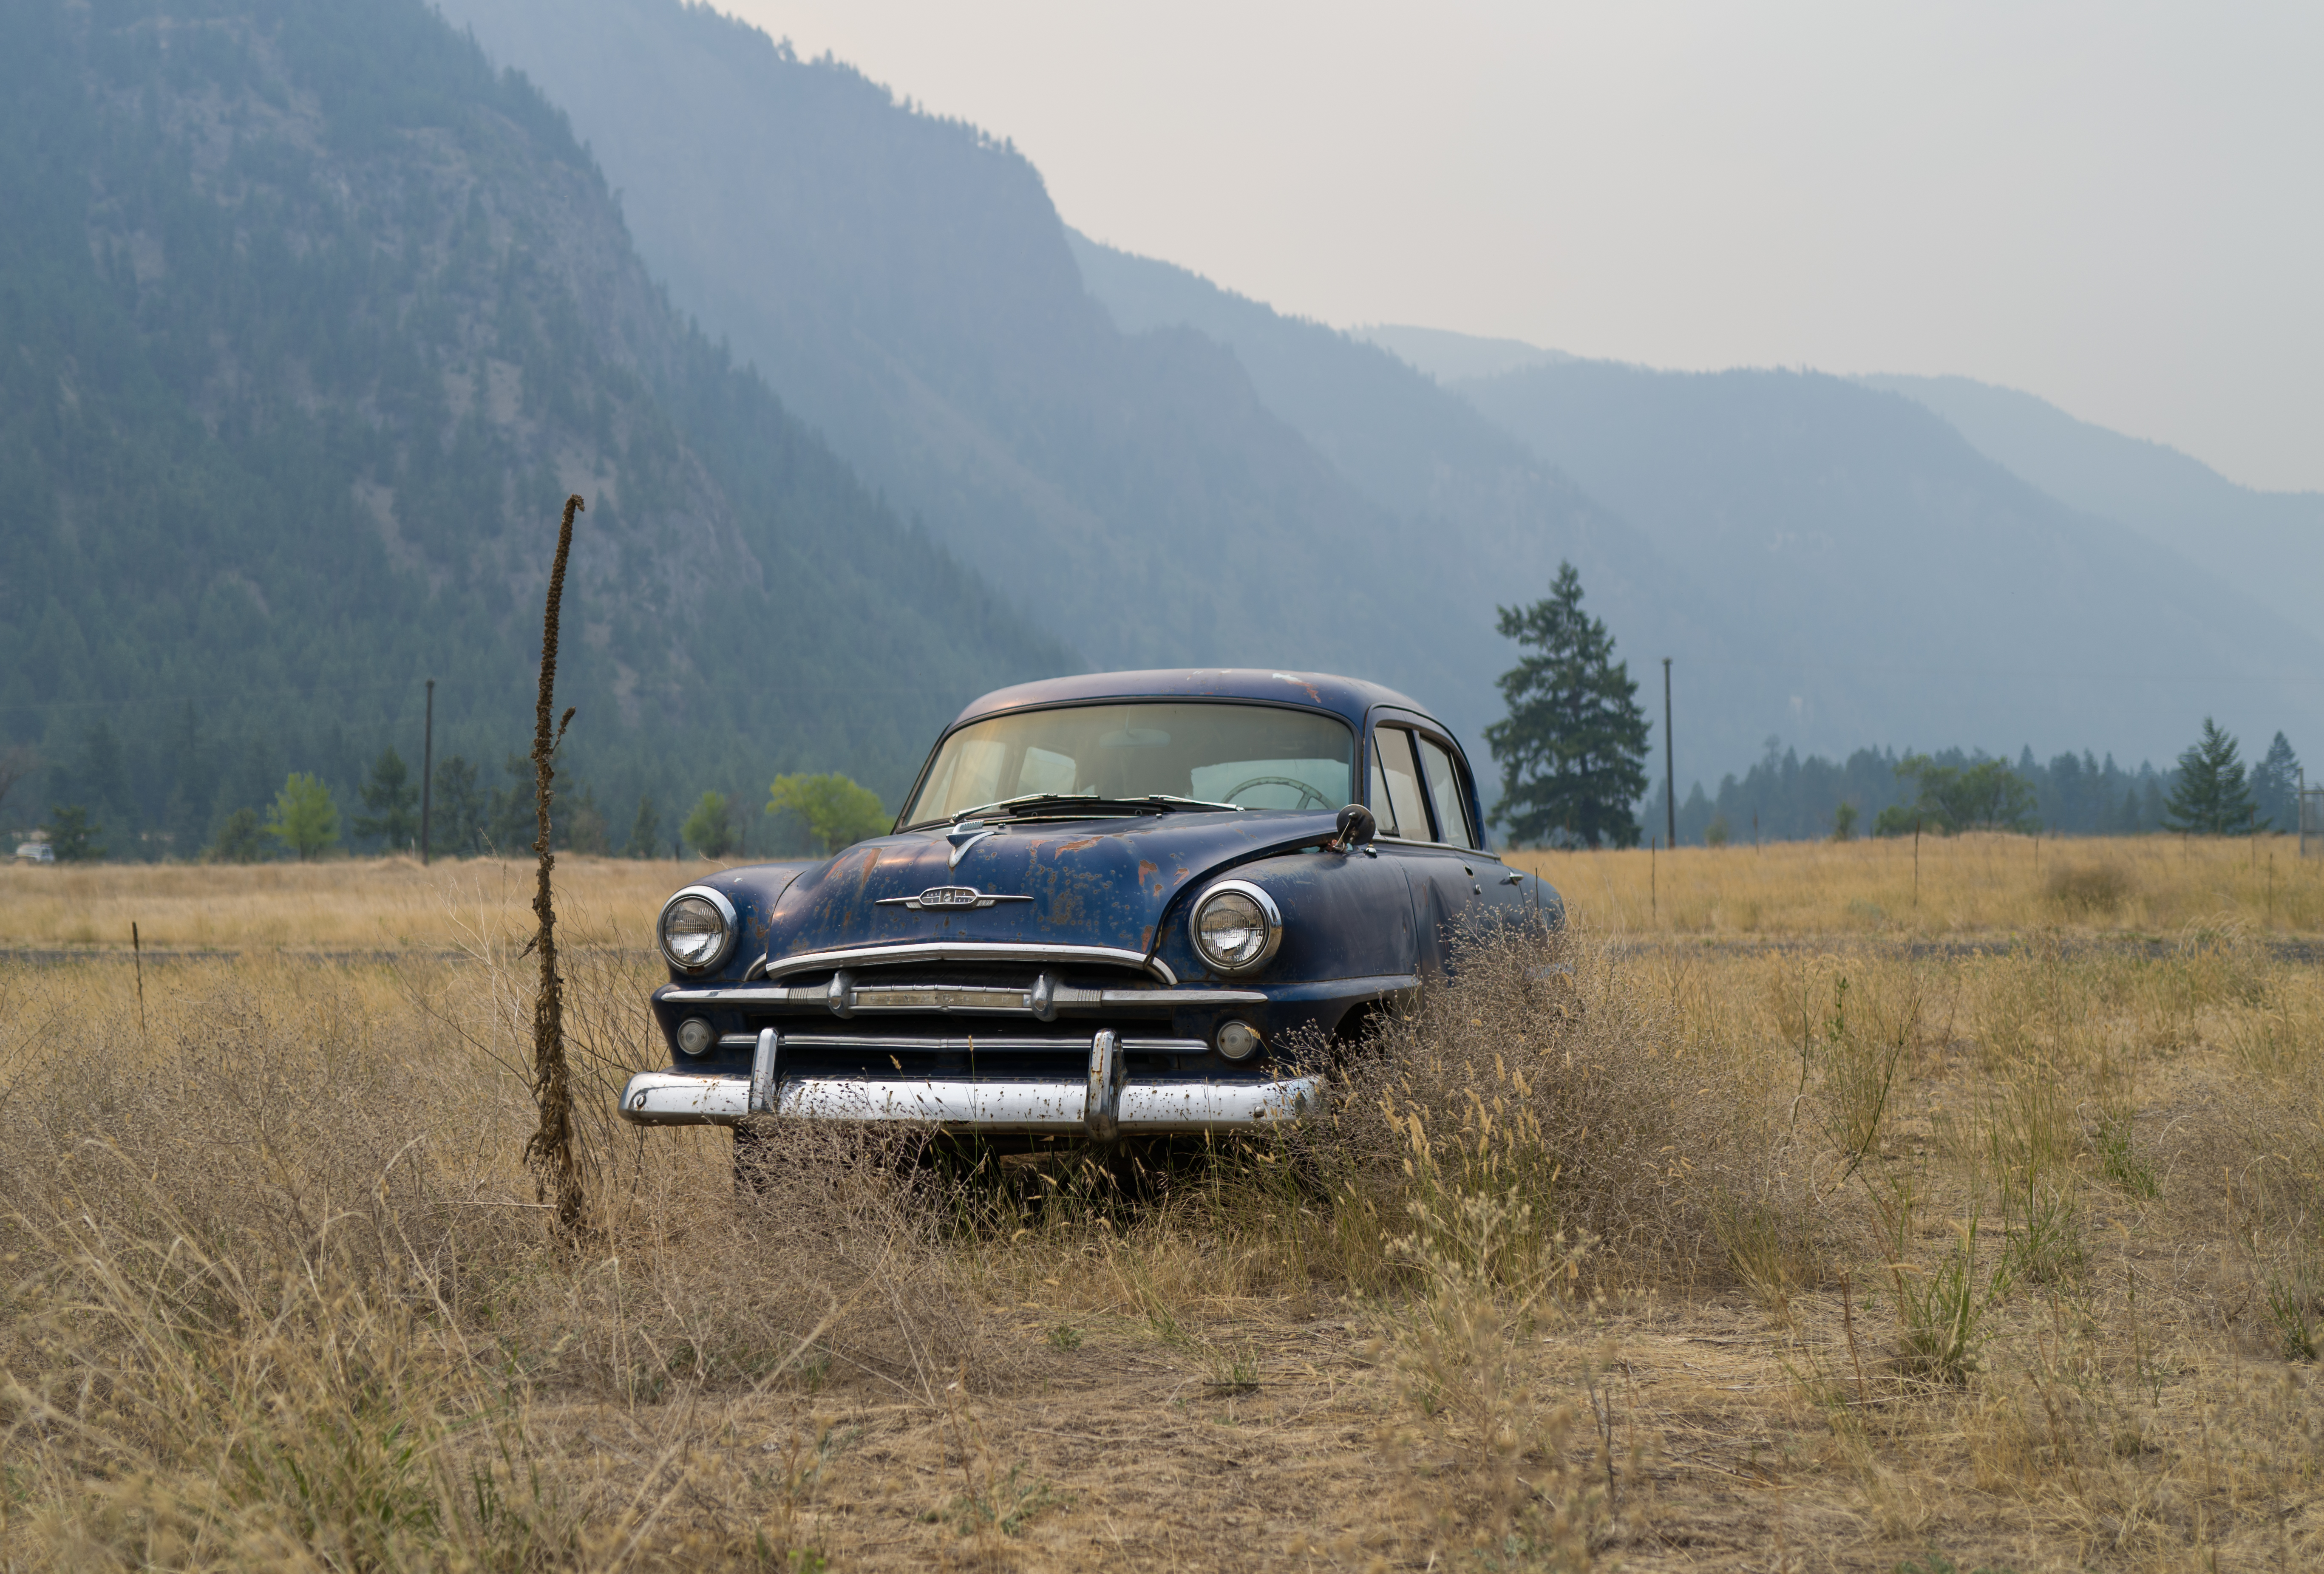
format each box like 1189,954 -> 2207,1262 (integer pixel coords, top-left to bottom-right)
526,493 -> 588,1241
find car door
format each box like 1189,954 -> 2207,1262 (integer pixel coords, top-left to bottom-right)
1367,719 -> 1500,975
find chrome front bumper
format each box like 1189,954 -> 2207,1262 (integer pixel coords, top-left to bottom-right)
618,1027 -> 1322,1135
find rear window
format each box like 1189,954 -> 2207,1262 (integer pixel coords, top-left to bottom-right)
1417,736 -> 1476,848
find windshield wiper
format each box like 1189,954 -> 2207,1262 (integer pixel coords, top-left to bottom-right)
948,793 -> 1244,824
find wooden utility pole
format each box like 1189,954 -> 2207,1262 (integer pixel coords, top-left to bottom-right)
419,678 -> 434,865
1662,657 -> 1675,850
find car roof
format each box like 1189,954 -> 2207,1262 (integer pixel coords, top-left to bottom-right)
950,668 -> 1440,735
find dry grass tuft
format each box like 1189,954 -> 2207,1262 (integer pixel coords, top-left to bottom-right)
2043,859 -> 2134,915
1312,929 -> 1774,1291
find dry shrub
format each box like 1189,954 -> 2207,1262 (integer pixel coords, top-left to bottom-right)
0,955 -> 988,1568
2044,861 -> 2132,916
1380,1186 -> 1613,1563
1312,926 -> 1777,1290
2162,964 -> 2324,1348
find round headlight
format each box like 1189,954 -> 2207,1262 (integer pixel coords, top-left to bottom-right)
1190,880 -> 1282,974
657,886 -> 737,972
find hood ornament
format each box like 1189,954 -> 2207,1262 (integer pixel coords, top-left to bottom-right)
876,885 -> 1034,912
945,820 -> 1002,869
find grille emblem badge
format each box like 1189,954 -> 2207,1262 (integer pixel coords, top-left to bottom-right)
876,885 -> 1034,912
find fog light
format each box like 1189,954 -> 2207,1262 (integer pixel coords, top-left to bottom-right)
676,1016 -> 715,1057
1216,1021 -> 1263,1062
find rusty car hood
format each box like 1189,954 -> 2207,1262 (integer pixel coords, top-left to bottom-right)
752,809 -> 1342,966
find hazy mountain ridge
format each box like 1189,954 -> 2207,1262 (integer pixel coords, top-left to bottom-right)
1058,233 -> 2322,778
439,0 -> 1457,713
1063,229 -> 1753,767
0,0 -> 1066,849
1351,324 -> 1576,383
1453,360 -> 2324,766
443,0 -> 2313,787
1858,372 -> 2324,649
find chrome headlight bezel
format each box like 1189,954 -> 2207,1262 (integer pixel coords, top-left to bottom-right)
1188,879 -> 1283,975
657,884 -> 738,974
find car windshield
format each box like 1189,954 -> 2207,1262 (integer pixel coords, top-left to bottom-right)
901,702 -> 1355,825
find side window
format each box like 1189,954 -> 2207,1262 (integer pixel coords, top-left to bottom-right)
1368,747 -> 1400,836
1374,728 -> 1431,841
1416,736 -> 1476,849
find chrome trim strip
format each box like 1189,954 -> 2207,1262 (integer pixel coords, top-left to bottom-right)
773,1033 -> 1206,1053
616,1069 -> 1325,1132
658,884 -> 739,974
751,942 -> 1178,987
850,984 -> 1037,1013
1102,987 -> 1268,1006
668,983 -> 1261,1011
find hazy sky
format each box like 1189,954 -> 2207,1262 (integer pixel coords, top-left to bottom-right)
721,1 -> 2322,494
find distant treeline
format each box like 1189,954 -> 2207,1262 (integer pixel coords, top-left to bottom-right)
1641,734 -> 2304,848
8,709 -> 836,863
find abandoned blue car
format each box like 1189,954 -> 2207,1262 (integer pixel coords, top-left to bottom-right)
619,668 -> 1561,1146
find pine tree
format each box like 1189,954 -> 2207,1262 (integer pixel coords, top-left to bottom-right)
352,747 -> 420,849
1483,562 -> 1650,848
485,753 -> 536,855
2250,732 -> 2300,831
50,724 -> 134,858
45,805 -> 106,861
208,807 -> 266,863
626,793 -> 661,859
431,756 -> 485,856
2164,718 -> 2258,835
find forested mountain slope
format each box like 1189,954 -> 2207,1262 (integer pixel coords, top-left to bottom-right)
0,0 -> 1065,853
1859,373 -> 2324,649
439,0 -> 1604,756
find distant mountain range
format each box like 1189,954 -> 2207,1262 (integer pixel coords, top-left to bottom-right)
9,0 -> 2315,855
436,0 -> 1618,759
1854,373 -> 2324,651
1364,325 -> 2324,663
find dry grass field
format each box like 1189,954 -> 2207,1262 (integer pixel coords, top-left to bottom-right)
6,839 -> 2324,1571
1508,831 -> 2324,940
0,856 -> 689,954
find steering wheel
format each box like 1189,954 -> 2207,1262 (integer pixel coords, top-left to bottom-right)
1223,775 -> 1331,810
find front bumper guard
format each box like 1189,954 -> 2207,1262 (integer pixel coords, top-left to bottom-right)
618,1027 -> 1321,1135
